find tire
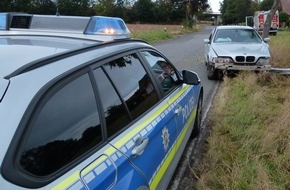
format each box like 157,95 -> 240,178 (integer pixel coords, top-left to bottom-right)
191,94 -> 202,138
207,64 -> 224,80
207,64 -> 218,80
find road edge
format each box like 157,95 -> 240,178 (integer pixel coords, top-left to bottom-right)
169,80 -> 220,190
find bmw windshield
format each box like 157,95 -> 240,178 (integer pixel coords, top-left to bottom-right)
214,29 -> 262,43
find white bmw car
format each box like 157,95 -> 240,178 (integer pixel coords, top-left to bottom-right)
204,25 -> 271,80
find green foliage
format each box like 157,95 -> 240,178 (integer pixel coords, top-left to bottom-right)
94,0 -> 115,16
286,20 -> 290,28
0,0 -> 95,16
182,19 -> 195,29
0,0 -> 14,12
153,0 -> 173,23
259,0 -> 274,11
279,12 -> 289,23
189,0 -> 209,14
0,0 -> 206,24
133,0 -> 155,23
220,0 -> 254,24
57,0 -> 95,16
30,0 -> 57,15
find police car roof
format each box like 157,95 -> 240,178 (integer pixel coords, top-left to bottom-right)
0,13 -> 133,78
0,36 -> 99,77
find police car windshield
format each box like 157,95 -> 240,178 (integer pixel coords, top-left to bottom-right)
0,36 -> 98,77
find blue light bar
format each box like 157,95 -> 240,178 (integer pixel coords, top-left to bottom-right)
85,16 -> 130,38
0,13 -> 8,30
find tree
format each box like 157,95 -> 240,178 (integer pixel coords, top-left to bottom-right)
13,0 -> 34,13
279,11 -> 289,23
154,0 -> 173,23
30,0 -> 57,15
220,0 -> 237,24
185,0 -> 209,20
220,0 -> 255,24
0,0 -> 15,12
235,0 -> 252,23
169,0 -> 185,23
57,0 -> 94,16
262,0 -> 281,38
95,0 -> 115,16
133,0 -> 155,23
259,0 -> 274,10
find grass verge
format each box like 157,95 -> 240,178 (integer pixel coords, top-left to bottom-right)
131,29 -> 174,44
128,24 -> 201,44
269,31 -> 290,68
195,32 -> 290,189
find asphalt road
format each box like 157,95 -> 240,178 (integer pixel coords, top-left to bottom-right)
154,25 -> 220,189
154,26 -> 218,121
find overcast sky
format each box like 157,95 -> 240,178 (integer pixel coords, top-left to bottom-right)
208,0 -> 221,12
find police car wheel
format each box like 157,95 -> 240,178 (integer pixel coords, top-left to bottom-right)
191,94 -> 202,138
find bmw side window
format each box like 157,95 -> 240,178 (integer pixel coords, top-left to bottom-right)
20,73 -> 102,176
141,51 -> 179,93
94,54 -> 158,137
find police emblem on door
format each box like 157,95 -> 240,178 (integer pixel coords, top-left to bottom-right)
162,127 -> 170,151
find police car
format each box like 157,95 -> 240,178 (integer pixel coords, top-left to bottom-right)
0,13 -> 203,189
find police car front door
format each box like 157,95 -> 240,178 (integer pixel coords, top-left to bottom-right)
90,53 -> 177,189
110,98 -> 179,189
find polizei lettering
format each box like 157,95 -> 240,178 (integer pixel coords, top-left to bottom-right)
182,96 -> 195,124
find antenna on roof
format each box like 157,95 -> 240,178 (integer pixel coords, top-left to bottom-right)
55,0 -> 60,16
56,7 -> 60,16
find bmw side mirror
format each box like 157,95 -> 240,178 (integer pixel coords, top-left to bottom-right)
204,39 -> 210,44
264,37 -> 270,43
182,70 -> 200,85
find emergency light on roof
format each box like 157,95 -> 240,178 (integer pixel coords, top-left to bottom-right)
0,13 -> 8,30
0,13 -> 131,38
85,16 -> 130,38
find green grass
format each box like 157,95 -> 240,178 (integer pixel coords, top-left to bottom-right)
130,27 -> 200,44
131,29 -> 174,44
195,31 -> 290,190
269,31 -> 290,68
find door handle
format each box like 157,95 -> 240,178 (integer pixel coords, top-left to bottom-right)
132,137 -> 149,156
174,105 -> 182,115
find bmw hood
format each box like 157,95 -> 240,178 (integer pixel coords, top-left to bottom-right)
212,43 -> 270,57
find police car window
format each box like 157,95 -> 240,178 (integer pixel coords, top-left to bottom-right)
101,54 -> 158,124
141,51 -> 179,93
93,68 -> 131,138
20,73 -> 102,176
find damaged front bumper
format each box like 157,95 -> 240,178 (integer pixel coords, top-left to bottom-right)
214,63 -> 271,71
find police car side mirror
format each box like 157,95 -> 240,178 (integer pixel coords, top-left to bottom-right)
182,70 -> 200,85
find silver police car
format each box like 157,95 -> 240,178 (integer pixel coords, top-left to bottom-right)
204,25 -> 271,80
0,13 -> 203,189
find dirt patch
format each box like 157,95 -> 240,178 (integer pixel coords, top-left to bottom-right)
127,24 -> 183,34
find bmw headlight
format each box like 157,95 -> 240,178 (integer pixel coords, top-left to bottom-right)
257,57 -> 270,66
212,57 -> 234,64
